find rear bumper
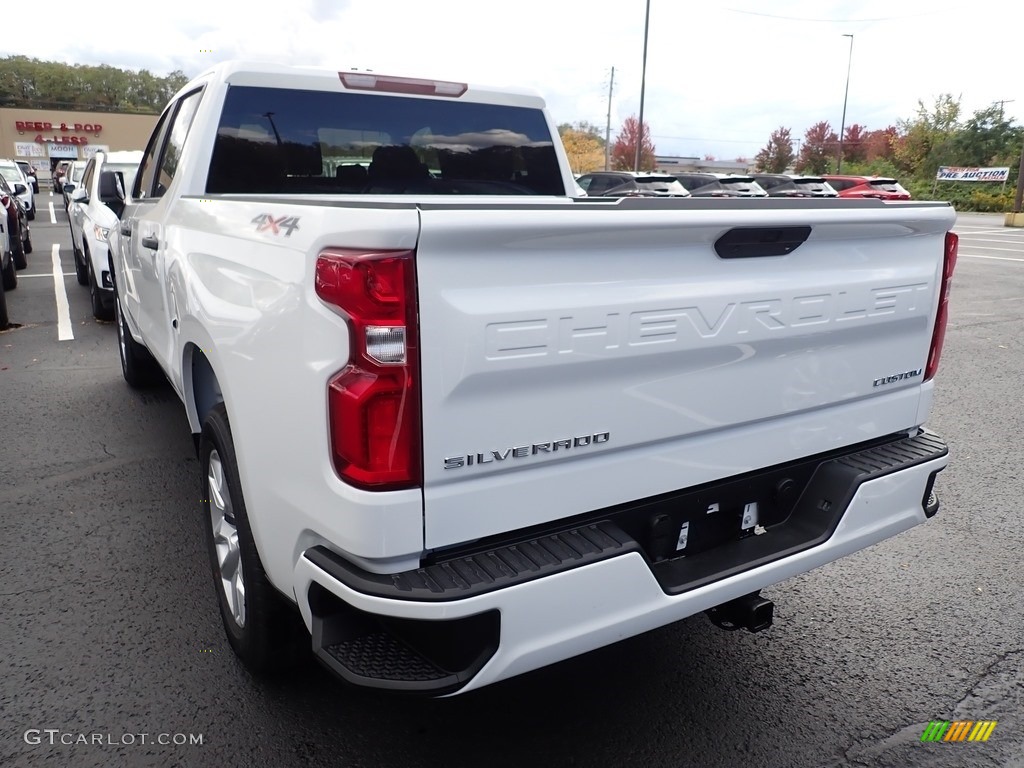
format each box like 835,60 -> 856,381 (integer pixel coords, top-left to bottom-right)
294,431 -> 947,695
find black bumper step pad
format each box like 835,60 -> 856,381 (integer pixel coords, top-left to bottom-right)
305,520 -> 639,603
324,632 -> 452,683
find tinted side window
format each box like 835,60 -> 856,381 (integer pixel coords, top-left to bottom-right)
135,108 -> 173,199
154,89 -> 204,198
586,176 -> 619,194
576,176 -> 593,191
207,85 -> 564,195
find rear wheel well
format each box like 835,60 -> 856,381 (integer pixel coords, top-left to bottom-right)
189,346 -> 223,438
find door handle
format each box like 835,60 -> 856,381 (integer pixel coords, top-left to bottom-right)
120,221 -> 132,236
141,235 -> 160,250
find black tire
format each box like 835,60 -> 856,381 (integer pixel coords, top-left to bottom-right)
2,253 -> 16,291
200,403 -> 307,671
0,278 -> 8,330
27,203 -> 35,221
74,244 -> 88,285
114,286 -> 162,388
23,229 -> 31,256
88,257 -> 113,321
12,229 -> 26,271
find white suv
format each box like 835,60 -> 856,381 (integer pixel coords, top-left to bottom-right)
0,160 -> 35,220
68,150 -> 143,320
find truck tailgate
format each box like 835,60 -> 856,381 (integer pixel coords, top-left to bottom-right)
415,200 -> 956,550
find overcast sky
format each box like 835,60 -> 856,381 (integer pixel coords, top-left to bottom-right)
6,0 -> 1021,160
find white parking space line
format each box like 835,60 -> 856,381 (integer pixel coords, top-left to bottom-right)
48,201 -> 56,223
959,253 -> 1024,262
51,244 -> 74,341
957,228 -> 1024,236
956,244 -> 1024,253
18,272 -> 76,278
957,237 -> 1024,245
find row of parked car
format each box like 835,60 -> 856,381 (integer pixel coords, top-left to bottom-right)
63,151 -> 144,320
574,171 -> 912,201
0,151 -> 144,327
0,159 -> 37,325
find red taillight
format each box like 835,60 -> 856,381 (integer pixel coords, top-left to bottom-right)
924,231 -> 958,381
315,248 -> 421,490
0,194 -> 8,208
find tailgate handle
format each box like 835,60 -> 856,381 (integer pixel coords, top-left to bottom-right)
714,226 -> 811,259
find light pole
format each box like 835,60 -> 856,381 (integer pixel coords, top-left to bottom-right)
837,33 -> 854,173
634,0 -> 651,172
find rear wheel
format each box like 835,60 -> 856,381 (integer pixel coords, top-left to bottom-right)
0,279 -> 8,330
200,403 -> 307,671
23,228 -> 31,255
74,246 -> 88,285
2,253 -> 16,291
12,227 -> 26,270
88,256 -> 113,321
27,203 -> 35,221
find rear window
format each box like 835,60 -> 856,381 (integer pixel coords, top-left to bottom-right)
635,176 -> 689,194
106,163 -> 140,196
794,179 -> 834,193
207,85 -> 564,195
868,179 -> 902,191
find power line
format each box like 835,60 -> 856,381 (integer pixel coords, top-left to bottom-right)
722,7 -> 941,23
652,135 -> 764,144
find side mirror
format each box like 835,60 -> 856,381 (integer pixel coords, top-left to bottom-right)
71,186 -> 88,203
63,183 -> 76,194
13,183 -> 26,195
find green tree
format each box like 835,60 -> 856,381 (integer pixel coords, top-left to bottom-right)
892,93 -> 961,178
755,127 -> 794,173
0,55 -> 189,112
950,105 -> 1023,168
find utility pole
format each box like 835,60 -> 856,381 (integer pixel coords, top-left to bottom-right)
634,0 -> 651,172
995,99 -> 1015,120
604,66 -> 615,171
837,33 -> 854,173
1014,140 -> 1024,213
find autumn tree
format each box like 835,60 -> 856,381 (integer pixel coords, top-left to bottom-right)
841,124 -> 868,165
864,126 -> 898,163
796,121 -> 838,174
754,127 -> 795,173
611,115 -> 655,171
703,154 -> 716,161
559,125 -> 606,174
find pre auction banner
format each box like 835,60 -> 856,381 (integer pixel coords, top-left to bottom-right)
935,166 -> 1010,182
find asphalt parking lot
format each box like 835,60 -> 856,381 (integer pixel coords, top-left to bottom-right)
1,200 -> 1023,768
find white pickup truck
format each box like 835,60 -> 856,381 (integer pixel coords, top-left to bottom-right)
109,61 -> 957,696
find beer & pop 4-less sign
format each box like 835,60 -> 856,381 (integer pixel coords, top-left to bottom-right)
15,120 -> 103,146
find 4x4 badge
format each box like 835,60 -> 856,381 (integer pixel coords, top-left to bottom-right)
252,214 -> 300,236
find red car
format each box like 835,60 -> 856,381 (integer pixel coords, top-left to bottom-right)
823,175 -> 911,200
